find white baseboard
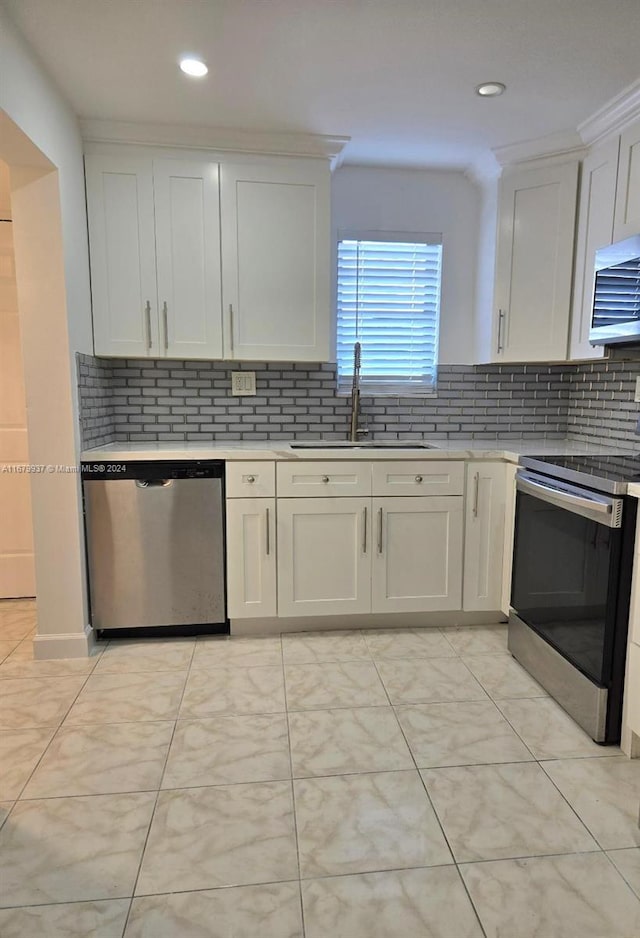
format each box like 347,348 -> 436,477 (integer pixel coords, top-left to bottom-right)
33,623 -> 94,659
231,610 -> 506,637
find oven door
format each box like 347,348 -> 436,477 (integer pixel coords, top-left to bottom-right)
511,470 -> 623,687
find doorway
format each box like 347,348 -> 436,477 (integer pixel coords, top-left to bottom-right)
0,158 -> 36,600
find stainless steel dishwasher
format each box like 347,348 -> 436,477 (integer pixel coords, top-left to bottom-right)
81,461 -> 226,634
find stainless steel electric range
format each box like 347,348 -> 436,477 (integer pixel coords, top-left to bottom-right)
509,453 -> 639,743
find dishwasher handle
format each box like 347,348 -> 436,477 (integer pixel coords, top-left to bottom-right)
135,479 -> 174,489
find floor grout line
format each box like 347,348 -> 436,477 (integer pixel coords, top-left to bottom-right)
367,648 -> 489,937
281,636 -> 307,938
119,639 -> 197,937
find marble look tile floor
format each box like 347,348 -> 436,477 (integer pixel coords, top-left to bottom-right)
1,601 -> 639,937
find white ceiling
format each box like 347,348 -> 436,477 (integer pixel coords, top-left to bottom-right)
4,0 -> 640,170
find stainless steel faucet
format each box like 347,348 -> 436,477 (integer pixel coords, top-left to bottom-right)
349,341 -> 368,442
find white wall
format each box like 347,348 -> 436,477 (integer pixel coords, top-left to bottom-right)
0,5 -> 93,654
0,5 -> 93,359
332,165 -> 481,364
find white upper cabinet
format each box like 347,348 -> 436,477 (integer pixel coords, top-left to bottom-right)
493,160 -> 579,362
86,150 -> 331,362
85,156 -> 159,357
220,160 -> 330,362
153,160 -> 223,359
87,155 -> 221,359
613,118 -> 640,241
569,138 -> 619,361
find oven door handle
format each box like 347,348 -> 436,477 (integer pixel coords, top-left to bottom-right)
516,473 -> 622,528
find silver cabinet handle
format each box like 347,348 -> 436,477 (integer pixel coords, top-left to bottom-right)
415,475 -> 423,483
246,476 -> 255,484
473,471 -> 480,518
362,505 -> 368,553
265,507 -> 270,556
229,303 -> 234,355
377,507 -> 383,554
497,309 -> 506,354
145,300 -> 152,350
162,301 -> 169,351
322,476 -> 330,483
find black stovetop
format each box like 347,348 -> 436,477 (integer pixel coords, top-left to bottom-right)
520,453 -> 640,495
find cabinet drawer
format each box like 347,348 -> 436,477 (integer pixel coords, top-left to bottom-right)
277,461 -> 371,497
372,461 -> 464,496
226,461 -> 276,498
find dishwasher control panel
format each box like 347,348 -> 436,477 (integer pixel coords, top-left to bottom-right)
80,460 -> 225,481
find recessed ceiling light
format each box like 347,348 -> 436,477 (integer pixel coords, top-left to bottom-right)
476,82 -> 506,97
179,57 -> 208,78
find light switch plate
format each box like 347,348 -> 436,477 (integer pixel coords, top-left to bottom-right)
635,376 -> 640,404
231,371 -> 256,396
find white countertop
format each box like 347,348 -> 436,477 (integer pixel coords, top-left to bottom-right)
627,482 -> 640,499
80,438 -> 634,463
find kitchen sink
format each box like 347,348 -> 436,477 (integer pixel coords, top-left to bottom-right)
289,440 -> 440,449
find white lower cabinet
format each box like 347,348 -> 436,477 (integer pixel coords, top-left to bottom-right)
276,491 -> 464,618
226,498 -> 277,618
226,459 -> 508,622
372,496 -> 463,613
500,462 -> 518,617
463,462 -> 507,613
627,643 -> 640,738
276,497 -> 371,617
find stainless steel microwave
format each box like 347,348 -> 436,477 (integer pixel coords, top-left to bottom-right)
589,234 -> 640,346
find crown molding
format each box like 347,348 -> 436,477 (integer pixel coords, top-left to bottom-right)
492,129 -> 586,168
578,77 -> 640,146
79,119 -> 350,162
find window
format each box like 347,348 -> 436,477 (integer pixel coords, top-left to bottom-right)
336,231 -> 443,396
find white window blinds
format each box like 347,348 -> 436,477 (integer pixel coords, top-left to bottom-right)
336,234 -> 443,396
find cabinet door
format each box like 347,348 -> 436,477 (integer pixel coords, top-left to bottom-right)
569,138 -> 619,360
226,498 -> 276,618
613,118 -> 640,241
153,160 -> 223,360
501,462 -> 518,617
220,160 -> 330,361
372,496 -> 463,613
494,161 -> 579,362
277,497 -> 370,616
85,155 -> 159,357
463,462 -> 507,612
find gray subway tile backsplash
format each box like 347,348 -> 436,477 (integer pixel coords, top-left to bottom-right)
77,353 -> 640,452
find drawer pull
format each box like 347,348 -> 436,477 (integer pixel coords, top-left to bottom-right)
246,476 -> 255,484
322,476 -> 330,483
415,475 -> 423,483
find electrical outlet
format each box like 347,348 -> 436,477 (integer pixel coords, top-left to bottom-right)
231,371 -> 256,396
635,376 -> 640,404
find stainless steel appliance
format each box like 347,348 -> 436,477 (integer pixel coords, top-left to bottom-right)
509,454 -> 639,743
81,460 -> 226,634
589,234 -> 640,346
